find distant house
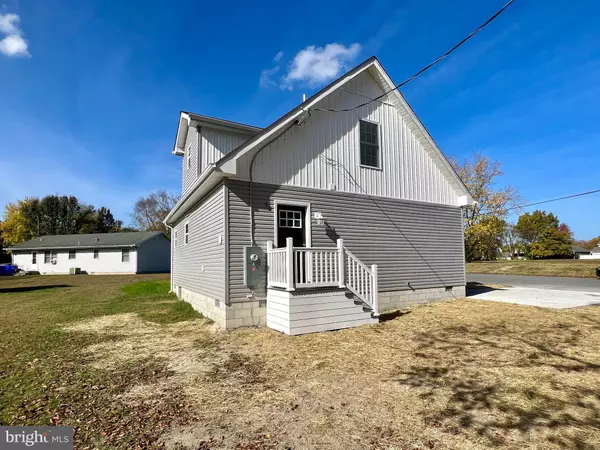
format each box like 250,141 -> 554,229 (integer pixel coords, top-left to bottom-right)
579,245 -> 600,260
572,245 -> 591,259
165,57 -> 474,335
8,232 -> 170,274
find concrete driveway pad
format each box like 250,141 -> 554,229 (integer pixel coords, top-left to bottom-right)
469,286 -> 600,309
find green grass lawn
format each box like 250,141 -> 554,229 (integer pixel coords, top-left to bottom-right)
1,274 -> 600,449
0,273 -> 201,448
467,259 -> 600,278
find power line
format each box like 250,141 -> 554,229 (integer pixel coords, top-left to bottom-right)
311,0 -> 517,113
502,188 -> 600,214
476,188 -> 600,218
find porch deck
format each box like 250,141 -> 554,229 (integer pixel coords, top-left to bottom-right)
266,238 -> 379,335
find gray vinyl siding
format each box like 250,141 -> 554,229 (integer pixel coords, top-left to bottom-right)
136,233 -> 171,273
227,179 -> 464,303
173,184 -> 225,302
182,126 -> 199,195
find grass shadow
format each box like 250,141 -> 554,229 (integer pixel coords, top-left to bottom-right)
0,284 -> 71,293
379,309 -> 411,322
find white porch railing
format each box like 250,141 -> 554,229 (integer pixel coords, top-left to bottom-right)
267,238 -> 379,316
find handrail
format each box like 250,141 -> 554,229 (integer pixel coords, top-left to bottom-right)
266,238 -> 379,316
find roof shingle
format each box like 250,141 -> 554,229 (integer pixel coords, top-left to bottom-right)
7,232 -> 165,251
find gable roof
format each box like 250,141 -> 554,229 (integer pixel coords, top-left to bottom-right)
7,231 -> 165,251
173,112 -> 262,156
165,56 -> 474,224
572,245 -> 591,253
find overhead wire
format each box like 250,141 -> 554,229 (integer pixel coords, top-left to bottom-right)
310,0 -> 517,113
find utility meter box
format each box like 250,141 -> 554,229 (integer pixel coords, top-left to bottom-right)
243,246 -> 265,287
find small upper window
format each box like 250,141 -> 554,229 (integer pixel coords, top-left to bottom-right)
187,144 -> 192,169
32,252 -> 37,264
122,249 -> 130,262
69,250 -> 76,260
184,223 -> 190,245
93,249 -> 99,259
359,120 -> 380,168
279,210 -> 302,228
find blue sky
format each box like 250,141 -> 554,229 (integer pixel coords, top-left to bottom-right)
0,0 -> 599,239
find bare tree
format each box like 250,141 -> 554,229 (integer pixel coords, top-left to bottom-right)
450,153 -> 522,261
132,191 -> 178,234
502,223 -> 523,259
450,152 -> 522,227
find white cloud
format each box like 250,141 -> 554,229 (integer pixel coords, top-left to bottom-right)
0,12 -> 30,57
0,12 -> 20,35
283,43 -> 361,89
259,50 -> 284,88
0,34 -> 29,57
260,66 -> 279,88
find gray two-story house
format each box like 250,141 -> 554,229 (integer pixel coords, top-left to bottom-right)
165,56 -> 473,335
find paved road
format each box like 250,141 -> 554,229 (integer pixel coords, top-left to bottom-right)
467,274 -> 600,309
467,273 -> 600,293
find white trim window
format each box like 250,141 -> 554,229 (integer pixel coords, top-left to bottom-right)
44,251 -> 50,264
68,250 -> 76,260
122,249 -> 130,262
32,252 -> 37,264
186,144 -> 192,169
359,119 -> 380,168
278,209 -> 302,228
93,249 -> 99,259
184,223 -> 190,245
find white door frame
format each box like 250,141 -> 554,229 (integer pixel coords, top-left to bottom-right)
273,200 -> 312,248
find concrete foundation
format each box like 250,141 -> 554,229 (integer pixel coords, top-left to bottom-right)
178,285 -> 465,330
177,286 -> 266,329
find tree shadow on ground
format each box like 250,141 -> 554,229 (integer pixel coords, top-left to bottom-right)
390,322 -> 600,448
0,284 -> 71,293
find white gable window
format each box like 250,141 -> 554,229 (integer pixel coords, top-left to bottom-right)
359,119 -> 380,168
187,144 -> 192,169
122,249 -> 130,262
184,223 -> 190,245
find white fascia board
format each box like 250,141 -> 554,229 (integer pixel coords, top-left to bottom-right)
172,113 -> 191,156
371,61 -> 474,204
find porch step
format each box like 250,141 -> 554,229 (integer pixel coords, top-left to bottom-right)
267,288 -> 379,336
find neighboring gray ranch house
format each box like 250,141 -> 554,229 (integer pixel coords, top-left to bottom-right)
9,232 -> 170,274
166,57 -> 474,335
